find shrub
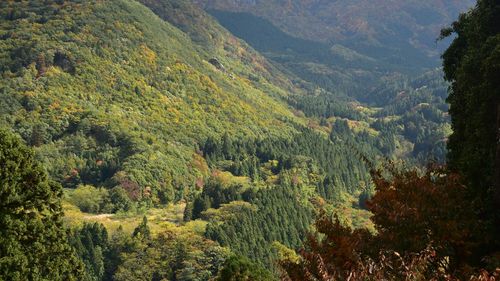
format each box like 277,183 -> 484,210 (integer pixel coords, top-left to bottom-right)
67,185 -> 109,213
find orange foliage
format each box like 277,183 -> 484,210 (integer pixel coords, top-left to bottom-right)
368,165 -> 478,272
281,164 -> 496,280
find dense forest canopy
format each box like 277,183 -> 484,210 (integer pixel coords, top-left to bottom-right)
442,0 -> 500,219
0,0 -> 498,280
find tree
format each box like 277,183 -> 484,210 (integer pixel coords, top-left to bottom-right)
281,166 -> 484,280
183,201 -> 193,222
67,185 -> 108,213
133,216 -> 151,240
216,255 -> 274,281
106,186 -> 133,213
0,129 -> 83,280
441,0 -> 500,262
368,166 -> 478,272
69,223 -> 109,281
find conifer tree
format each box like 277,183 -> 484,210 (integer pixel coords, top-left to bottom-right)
133,216 -> 151,240
442,0 -> 500,255
0,129 -> 83,280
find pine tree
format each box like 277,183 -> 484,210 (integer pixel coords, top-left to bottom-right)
133,216 -> 151,240
183,201 -> 193,222
0,129 -> 83,280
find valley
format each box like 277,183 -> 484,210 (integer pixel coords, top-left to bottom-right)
1,0 -> 497,280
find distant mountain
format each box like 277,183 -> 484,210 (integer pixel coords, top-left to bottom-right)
195,0 -> 474,67
191,0 -> 457,165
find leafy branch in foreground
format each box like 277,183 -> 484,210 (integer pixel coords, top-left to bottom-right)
281,165 -> 496,280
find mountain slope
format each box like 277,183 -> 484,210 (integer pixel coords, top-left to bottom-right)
195,0 -> 474,66
194,0 -> 474,101
0,0 -> 306,201
0,1 -> 468,278
0,0 -> 376,211
0,2 -> 379,274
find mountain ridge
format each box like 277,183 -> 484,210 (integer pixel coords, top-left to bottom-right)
195,0 -> 475,70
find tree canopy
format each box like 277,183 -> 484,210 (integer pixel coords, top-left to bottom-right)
0,129 -> 82,280
442,0 -> 500,253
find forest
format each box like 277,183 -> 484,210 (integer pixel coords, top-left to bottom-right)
0,0 -> 498,280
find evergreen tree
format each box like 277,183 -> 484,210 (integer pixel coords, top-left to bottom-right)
0,129 -> 83,280
216,255 -> 274,281
69,223 -> 109,281
441,0 -> 500,255
183,201 -> 193,222
133,216 -> 151,240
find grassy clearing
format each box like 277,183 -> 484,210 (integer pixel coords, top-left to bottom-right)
63,201 -> 207,236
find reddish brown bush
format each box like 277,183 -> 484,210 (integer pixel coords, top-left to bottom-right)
281,165 -> 497,281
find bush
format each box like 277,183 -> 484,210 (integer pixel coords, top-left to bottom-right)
67,185 -> 108,213
106,186 -> 133,213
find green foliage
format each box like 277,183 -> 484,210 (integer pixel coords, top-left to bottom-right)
69,219 -> 231,281
0,129 -> 83,280
203,8 -> 454,166
189,125 -> 376,271
106,186 -> 134,213
0,0 -> 300,205
367,70 -> 451,163
132,216 -> 151,240
201,201 -> 257,222
205,186 -> 314,269
112,229 -> 230,281
202,127 -> 372,195
443,0 -> 500,206
66,184 -> 134,214
215,255 -> 274,281
69,223 -> 109,281
442,0 -> 500,263
1,0 -> 484,278
66,185 -> 109,213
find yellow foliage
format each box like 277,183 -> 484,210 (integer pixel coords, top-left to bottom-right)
48,101 -> 61,110
212,170 -> 250,187
44,66 -> 64,77
272,241 -> 300,263
139,44 -> 157,65
63,200 -> 209,237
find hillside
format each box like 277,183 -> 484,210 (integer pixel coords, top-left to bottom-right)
189,10 -> 452,163
194,0 -> 474,105
0,0 -> 488,280
0,1 -> 376,277
195,0 -> 474,69
0,0 -> 304,199
1,0 -> 499,279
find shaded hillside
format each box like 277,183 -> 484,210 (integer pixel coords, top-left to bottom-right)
206,10 -> 394,96
195,0 -> 474,68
